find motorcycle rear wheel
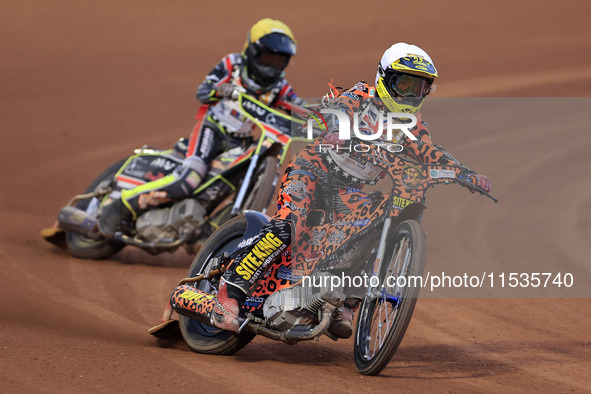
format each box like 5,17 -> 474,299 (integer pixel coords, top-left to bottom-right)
354,219 -> 426,375
179,215 -> 255,355
66,159 -> 126,259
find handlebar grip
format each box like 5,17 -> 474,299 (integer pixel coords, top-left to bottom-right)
456,178 -> 499,203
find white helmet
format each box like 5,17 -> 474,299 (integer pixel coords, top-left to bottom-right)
375,43 -> 438,114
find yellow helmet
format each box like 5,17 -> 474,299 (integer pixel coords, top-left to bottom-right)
242,18 -> 297,91
375,43 -> 438,114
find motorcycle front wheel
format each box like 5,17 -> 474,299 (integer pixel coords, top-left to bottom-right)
66,159 -> 126,260
354,219 -> 426,375
179,215 -> 255,355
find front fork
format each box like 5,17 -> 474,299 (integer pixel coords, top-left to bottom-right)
231,154 -> 259,215
366,216 -> 392,299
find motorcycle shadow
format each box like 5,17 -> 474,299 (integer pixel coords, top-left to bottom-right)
231,338 -> 354,367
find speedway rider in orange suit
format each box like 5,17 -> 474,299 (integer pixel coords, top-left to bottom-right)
211,43 -> 492,335
98,18 -> 303,237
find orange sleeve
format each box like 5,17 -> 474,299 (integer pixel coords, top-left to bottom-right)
401,114 -> 462,165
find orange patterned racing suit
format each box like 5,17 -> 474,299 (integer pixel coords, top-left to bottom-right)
217,81 -> 472,308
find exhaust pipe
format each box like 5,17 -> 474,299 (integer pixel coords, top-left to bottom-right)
246,305 -> 335,343
57,206 -> 103,240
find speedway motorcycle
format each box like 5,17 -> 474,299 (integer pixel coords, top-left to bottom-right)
149,147 -> 498,376
41,93 -> 318,259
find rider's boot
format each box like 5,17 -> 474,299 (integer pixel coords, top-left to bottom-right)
97,196 -> 132,238
211,279 -> 243,333
97,183 -> 178,238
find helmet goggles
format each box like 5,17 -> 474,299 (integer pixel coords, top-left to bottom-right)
387,72 -> 434,98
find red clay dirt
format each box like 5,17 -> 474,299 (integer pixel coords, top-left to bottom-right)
1,1 -> 590,392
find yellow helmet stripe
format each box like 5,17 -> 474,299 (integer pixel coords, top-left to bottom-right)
244,18 -> 296,51
390,56 -> 438,78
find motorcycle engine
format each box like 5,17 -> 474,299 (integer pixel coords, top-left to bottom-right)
135,199 -> 206,243
263,272 -> 346,331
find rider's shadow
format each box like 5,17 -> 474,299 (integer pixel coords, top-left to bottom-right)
112,247 -> 194,268
230,339 -> 581,379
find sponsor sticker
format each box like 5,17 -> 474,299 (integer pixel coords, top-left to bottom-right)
178,289 -> 214,302
151,157 -> 178,171
235,233 -> 285,281
392,195 -> 413,210
430,169 -> 456,179
353,219 -> 371,226
276,265 -> 303,281
304,251 -> 325,263
244,296 -> 265,307
237,236 -> 257,249
401,165 -> 424,188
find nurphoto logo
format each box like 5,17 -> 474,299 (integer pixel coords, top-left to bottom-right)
307,108 -> 418,141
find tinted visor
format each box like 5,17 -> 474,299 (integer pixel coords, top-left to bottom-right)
258,51 -> 290,70
389,72 -> 433,98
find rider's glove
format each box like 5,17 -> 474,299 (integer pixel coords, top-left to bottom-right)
469,173 -> 492,193
216,83 -> 240,100
459,170 -> 492,193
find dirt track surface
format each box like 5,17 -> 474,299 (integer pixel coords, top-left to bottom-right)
2,1 -> 591,392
